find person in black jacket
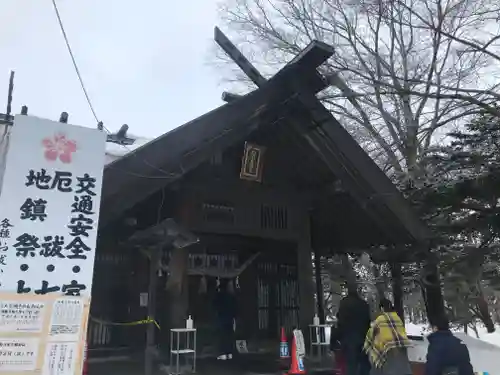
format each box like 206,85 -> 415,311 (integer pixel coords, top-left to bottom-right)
214,279 -> 238,360
425,315 -> 474,375
330,288 -> 372,375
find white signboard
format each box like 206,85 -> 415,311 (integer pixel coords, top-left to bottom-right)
48,298 -> 84,341
236,339 -> 248,354
139,292 -> 148,307
0,115 -> 106,297
42,342 -> 78,375
0,338 -> 39,371
0,294 -> 90,375
0,300 -> 47,332
293,329 -> 305,357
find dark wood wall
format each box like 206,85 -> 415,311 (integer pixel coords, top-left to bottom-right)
91,125 -> 322,352
178,179 -> 304,242
88,247 -> 149,351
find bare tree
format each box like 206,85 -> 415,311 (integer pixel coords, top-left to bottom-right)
219,0 -> 500,181
365,0 -> 500,117
218,0 -> 500,325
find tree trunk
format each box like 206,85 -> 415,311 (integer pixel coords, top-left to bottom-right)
475,294 -> 495,333
472,323 -> 480,339
421,260 -> 446,326
390,262 -> 405,322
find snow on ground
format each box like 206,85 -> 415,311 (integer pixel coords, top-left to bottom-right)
322,323 -> 500,347
406,323 -> 429,336
406,323 -> 500,373
465,325 -> 500,347
324,323 -> 500,372
406,322 -> 500,348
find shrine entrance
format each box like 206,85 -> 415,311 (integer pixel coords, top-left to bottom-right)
87,234 -> 301,356
156,234 -> 301,356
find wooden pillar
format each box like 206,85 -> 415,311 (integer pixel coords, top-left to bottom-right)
239,260 -> 258,339
132,250 -> 150,350
166,198 -> 192,333
390,262 -> 404,322
167,246 -> 189,330
297,213 -> 315,345
145,247 -> 161,375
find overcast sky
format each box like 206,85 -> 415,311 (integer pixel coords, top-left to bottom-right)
0,0 -> 226,138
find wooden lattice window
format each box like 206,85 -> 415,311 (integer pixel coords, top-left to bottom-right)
260,205 -> 288,230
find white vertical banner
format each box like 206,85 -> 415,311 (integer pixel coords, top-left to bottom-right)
0,115 -> 106,297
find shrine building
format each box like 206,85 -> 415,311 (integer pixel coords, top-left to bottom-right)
91,39 -> 431,357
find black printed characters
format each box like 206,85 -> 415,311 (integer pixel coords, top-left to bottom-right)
14,170 -> 98,295
75,173 -> 96,196
66,172 -> 96,260
13,233 -> 40,258
67,215 -> 93,237
16,280 -> 87,296
20,198 -> 47,221
0,218 -> 13,237
65,237 -> 91,260
72,195 -> 94,215
12,233 -> 92,260
40,236 -> 65,258
25,169 -> 72,192
0,219 -> 13,277
0,219 -> 12,255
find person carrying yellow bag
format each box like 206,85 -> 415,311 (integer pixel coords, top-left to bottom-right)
363,299 -> 413,375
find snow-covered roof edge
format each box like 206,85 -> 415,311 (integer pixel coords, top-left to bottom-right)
105,134 -> 153,164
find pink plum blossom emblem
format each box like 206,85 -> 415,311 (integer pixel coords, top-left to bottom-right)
42,133 -> 77,164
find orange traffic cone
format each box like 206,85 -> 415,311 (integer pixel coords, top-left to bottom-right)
285,334 -> 306,375
82,340 -> 88,375
280,327 -> 290,359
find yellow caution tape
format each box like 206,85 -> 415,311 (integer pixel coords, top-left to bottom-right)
90,316 -> 161,330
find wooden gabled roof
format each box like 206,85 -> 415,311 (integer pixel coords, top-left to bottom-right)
101,40 -> 431,249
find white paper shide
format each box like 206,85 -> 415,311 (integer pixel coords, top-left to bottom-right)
0,115 -> 106,296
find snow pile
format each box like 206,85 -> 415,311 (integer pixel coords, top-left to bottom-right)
104,134 -> 152,165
